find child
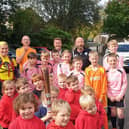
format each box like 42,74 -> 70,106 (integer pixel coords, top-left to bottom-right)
51,50 -> 61,86
50,86 -> 59,102
81,86 -> 108,129
40,51 -> 53,85
35,86 -> 59,121
57,50 -> 72,76
40,51 -> 53,74
0,80 -> 16,129
85,51 -> 107,108
75,95 -> 101,129
32,74 -> 44,98
16,77 -> 30,94
22,52 -> 41,91
103,39 -> 123,70
70,56 -> 85,88
65,75 -> 81,122
47,99 -> 75,129
50,49 -> 61,65
57,73 -> 67,100
9,93 -> 46,129
106,53 -> 127,129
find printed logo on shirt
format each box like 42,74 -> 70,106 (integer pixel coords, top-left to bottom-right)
90,76 -> 101,81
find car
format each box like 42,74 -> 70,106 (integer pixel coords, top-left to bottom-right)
117,42 -> 129,71
8,49 -> 16,58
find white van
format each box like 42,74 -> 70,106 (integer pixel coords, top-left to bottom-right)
117,42 -> 129,69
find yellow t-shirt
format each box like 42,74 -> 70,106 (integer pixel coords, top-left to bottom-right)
0,55 -> 17,80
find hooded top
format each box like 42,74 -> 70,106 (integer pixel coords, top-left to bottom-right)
47,120 -> 75,129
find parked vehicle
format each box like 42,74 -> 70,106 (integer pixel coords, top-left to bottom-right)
117,42 -> 129,70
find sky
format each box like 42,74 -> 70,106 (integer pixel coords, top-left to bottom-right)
99,0 -> 109,5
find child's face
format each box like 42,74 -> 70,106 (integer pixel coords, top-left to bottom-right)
0,44 -> 8,57
73,60 -> 83,71
52,52 -> 60,62
33,79 -> 44,91
4,83 -> 15,97
28,57 -> 37,66
54,108 -> 70,127
108,44 -> 118,53
107,56 -> 117,68
85,102 -> 97,115
68,80 -> 79,91
62,53 -> 71,63
18,84 -> 30,94
19,102 -> 35,119
58,78 -> 66,89
89,55 -> 98,67
51,91 -> 58,102
41,56 -> 49,65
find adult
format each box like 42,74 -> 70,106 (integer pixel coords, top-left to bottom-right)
53,37 -> 63,55
16,35 -> 36,73
0,41 -> 17,95
72,37 -> 91,70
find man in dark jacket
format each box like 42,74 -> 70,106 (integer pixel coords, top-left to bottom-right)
72,37 -> 91,70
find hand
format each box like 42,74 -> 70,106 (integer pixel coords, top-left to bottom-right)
115,96 -> 122,102
110,96 -> 115,102
24,46 -> 28,52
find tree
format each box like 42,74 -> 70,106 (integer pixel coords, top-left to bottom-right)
103,0 -> 129,38
0,0 -> 18,40
10,8 -> 44,47
17,0 -> 100,32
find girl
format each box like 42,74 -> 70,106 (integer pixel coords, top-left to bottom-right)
57,49 -> 72,76
9,93 -> 46,129
70,56 -> 85,89
0,80 -> 16,129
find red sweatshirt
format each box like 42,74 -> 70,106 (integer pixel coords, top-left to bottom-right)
0,94 -> 16,128
9,115 -> 46,129
47,121 -> 75,129
75,110 -> 100,129
65,89 -> 81,121
58,88 -> 67,100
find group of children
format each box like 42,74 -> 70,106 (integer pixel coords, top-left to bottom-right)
0,39 -> 127,129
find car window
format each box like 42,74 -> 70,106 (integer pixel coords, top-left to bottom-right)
118,44 -> 129,52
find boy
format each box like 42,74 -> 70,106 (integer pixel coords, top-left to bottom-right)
16,77 -> 30,94
31,74 -> 44,98
103,39 -> 123,70
85,51 -> 107,108
22,52 -> 41,90
57,73 -> 67,100
47,99 -> 75,129
65,75 -> 81,122
75,95 -> 101,129
106,53 -> 127,129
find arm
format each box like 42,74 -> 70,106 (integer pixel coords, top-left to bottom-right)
118,69 -> 127,99
100,69 -> 107,105
16,48 -> 26,64
85,68 -> 91,86
0,101 -> 10,125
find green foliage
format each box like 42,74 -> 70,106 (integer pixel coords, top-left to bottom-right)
0,0 -> 18,40
9,8 -> 44,47
29,26 -> 72,49
103,0 -> 129,38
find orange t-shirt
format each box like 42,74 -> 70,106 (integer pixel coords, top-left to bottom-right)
16,47 -> 36,73
85,65 -> 107,107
